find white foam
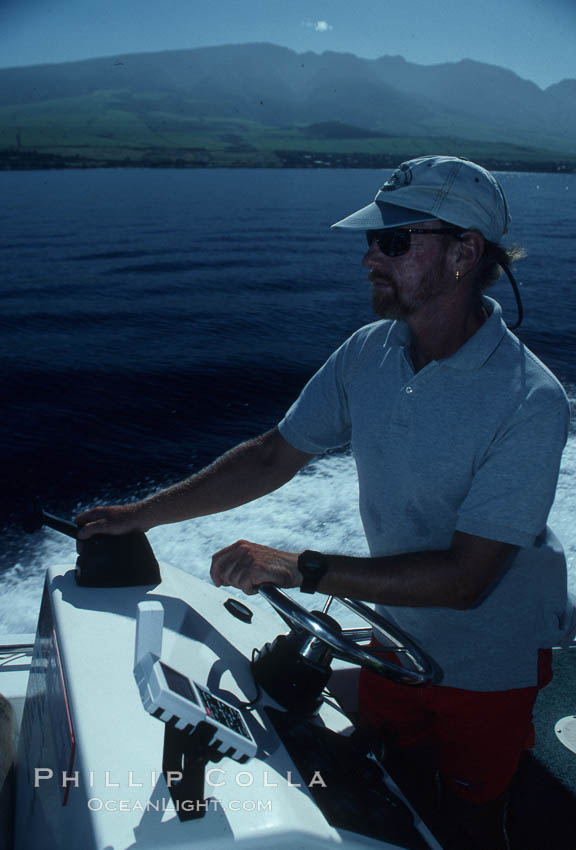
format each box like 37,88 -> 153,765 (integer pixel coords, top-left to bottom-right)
1,436 -> 576,633
0,533 -> 77,634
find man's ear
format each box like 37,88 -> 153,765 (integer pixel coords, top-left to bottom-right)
452,230 -> 485,276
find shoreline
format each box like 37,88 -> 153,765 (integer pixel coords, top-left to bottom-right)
2,148 -> 575,174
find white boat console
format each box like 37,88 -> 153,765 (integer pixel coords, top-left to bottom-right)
13,557 -> 442,850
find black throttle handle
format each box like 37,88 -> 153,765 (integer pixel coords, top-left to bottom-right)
23,500 -> 161,587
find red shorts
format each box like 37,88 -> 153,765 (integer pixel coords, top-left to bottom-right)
358,648 -> 552,804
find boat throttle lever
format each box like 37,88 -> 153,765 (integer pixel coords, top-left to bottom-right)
23,500 -> 161,587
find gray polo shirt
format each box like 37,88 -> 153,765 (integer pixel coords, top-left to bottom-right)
278,298 -> 572,689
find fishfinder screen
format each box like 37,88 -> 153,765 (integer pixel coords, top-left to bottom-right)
160,663 -> 197,703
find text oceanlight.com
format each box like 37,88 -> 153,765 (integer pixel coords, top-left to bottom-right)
87,798 -> 272,813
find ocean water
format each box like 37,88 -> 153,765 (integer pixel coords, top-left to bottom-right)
1,167 -> 575,634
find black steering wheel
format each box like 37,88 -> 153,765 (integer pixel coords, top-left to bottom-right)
258,585 -> 442,686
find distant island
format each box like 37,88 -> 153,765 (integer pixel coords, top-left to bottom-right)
1,43 -> 575,172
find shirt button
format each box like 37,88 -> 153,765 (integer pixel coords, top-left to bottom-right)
405,386 -> 414,394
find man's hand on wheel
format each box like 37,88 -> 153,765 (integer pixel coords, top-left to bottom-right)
210,539 -> 300,595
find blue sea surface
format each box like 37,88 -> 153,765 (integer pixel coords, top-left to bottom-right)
0,168 -> 575,630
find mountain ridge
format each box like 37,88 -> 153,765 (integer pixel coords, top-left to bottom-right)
0,43 -> 574,168
1,43 -> 572,92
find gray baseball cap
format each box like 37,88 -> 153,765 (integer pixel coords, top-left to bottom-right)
331,155 -> 511,243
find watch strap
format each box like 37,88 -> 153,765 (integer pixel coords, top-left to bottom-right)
298,549 -> 329,594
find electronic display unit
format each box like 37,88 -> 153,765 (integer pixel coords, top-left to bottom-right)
133,601 -> 257,763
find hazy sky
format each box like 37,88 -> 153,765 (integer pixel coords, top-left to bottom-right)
1,0 -> 574,89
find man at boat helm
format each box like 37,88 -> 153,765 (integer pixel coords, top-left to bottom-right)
77,156 -> 574,850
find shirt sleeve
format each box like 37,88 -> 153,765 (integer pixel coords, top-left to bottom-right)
455,396 -> 571,547
278,340 -> 354,454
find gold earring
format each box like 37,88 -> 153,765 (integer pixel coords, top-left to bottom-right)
455,269 -> 460,281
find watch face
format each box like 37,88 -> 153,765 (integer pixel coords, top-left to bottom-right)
301,552 -> 324,574
299,551 -> 328,592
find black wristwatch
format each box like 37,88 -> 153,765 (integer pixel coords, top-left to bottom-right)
298,550 -> 329,594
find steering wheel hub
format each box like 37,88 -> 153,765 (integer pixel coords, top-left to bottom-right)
257,585 -> 442,689
251,616 -> 339,715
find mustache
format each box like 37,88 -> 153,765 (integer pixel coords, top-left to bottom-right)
368,270 -> 395,286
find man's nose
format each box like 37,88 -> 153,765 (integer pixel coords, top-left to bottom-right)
362,239 -> 385,268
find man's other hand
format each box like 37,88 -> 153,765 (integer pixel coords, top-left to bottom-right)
75,504 -> 147,540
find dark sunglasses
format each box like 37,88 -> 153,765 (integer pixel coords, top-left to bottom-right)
366,227 -> 463,257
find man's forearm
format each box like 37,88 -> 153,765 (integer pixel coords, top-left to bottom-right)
311,531 -> 514,609
138,429 -> 311,528
76,428 -> 314,539
212,543 -> 469,606
210,531 -> 514,608
315,550 -> 469,609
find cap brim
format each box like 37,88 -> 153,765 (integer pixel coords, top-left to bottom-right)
331,201 -> 437,231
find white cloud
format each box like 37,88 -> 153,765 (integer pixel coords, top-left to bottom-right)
302,19 -> 333,32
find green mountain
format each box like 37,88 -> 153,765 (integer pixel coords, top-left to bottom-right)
1,43 -> 574,170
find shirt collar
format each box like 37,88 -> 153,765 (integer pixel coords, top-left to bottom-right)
383,297 -> 507,371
